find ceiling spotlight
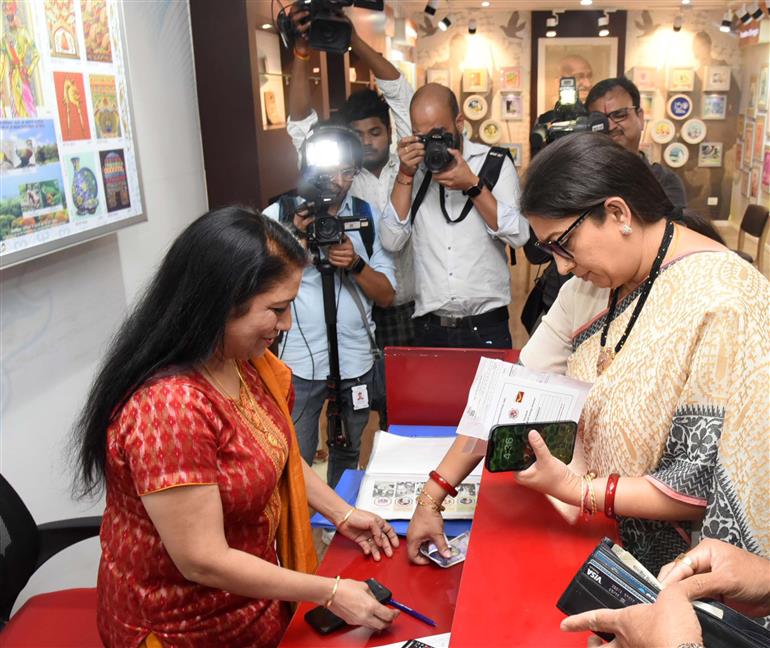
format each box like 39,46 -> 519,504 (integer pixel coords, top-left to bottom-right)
673,14 -> 683,31
739,3 -> 752,23
424,0 -> 439,16
468,19 -> 477,34
598,12 -> 609,36
261,23 -> 272,30
580,0 -> 593,5
546,13 -> 558,37
481,0 -> 490,6
681,0 -> 690,4
438,15 -> 452,31
751,2 -> 765,20
720,9 -> 732,31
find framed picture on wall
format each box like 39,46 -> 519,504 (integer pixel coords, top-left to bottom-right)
639,92 -> 654,117
426,68 -> 451,88
703,65 -> 731,92
463,69 -> 489,93
536,37 -> 618,115
759,66 -> 769,110
633,66 -> 657,91
750,165 -> 760,200
501,93 -> 524,120
504,143 -> 524,166
762,146 -> 770,192
697,142 -> 723,167
754,114 -> 766,163
744,121 -> 755,167
702,94 -> 727,120
668,68 -> 694,92
499,66 -> 522,91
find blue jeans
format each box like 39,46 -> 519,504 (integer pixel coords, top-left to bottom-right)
291,368 -> 373,488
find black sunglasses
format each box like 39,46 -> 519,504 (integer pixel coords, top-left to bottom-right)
534,202 -> 605,260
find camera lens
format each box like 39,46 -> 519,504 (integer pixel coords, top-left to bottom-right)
315,216 -> 340,242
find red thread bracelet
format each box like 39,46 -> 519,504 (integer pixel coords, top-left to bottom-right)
429,470 -> 458,497
604,473 -> 620,519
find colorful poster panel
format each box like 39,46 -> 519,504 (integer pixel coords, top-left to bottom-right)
89,74 -> 121,138
80,0 -> 112,63
44,0 -> 80,59
0,1 -> 44,118
64,151 -> 103,216
53,71 -> 91,141
99,149 -> 130,212
0,119 -> 68,240
753,114 -> 765,165
762,147 -> 770,193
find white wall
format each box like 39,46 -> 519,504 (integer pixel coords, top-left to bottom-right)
0,0 -> 208,610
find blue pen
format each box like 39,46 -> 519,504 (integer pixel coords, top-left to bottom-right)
387,597 -> 437,627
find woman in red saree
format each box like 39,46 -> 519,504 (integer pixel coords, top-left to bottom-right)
73,208 -> 399,647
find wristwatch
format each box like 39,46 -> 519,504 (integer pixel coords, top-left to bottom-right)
348,256 -> 366,274
462,176 -> 485,198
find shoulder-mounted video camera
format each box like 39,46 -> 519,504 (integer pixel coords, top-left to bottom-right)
531,77 -> 610,156
276,0 -> 384,55
295,125 -> 370,247
419,128 -> 459,173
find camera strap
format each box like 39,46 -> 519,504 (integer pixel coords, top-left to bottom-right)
340,273 -> 382,361
410,146 -> 514,225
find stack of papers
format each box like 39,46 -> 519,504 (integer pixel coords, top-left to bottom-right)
355,432 -> 482,520
456,357 -> 591,440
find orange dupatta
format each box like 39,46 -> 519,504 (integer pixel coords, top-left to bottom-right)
251,351 -> 318,577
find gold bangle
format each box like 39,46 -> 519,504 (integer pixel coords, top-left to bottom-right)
418,490 -> 445,513
585,472 -> 597,516
294,48 -> 310,62
338,507 -> 355,528
325,575 -> 341,608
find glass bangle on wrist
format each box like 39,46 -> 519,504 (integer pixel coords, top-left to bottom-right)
429,470 -> 458,497
604,473 -> 620,519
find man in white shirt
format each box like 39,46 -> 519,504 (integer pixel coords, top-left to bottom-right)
285,11 -> 415,352
381,83 -> 530,348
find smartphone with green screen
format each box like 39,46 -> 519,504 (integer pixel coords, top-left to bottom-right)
484,421 -> 578,472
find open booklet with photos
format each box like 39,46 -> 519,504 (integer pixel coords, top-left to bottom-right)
558,538 -> 770,648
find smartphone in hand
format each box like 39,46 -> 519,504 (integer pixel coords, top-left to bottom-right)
484,421 -> 578,472
304,578 -> 392,635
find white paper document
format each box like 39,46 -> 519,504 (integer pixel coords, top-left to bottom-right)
355,432 -> 481,520
456,357 -> 592,441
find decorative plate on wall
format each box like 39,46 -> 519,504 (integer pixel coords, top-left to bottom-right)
664,142 -> 689,168
463,94 -> 488,121
666,94 -> 693,120
479,119 -> 503,144
650,119 -> 676,144
681,118 -> 707,144
463,120 -> 473,140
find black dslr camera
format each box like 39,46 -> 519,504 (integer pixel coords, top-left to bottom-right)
277,0 -> 384,55
530,77 -> 610,155
419,128 -> 458,173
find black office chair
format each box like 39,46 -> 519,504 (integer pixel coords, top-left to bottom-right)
0,473 -> 102,644
733,204 -> 769,273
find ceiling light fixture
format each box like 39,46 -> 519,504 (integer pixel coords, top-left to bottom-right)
751,2 -> 765,20
739,3 -> 752,23
681,0 -> 690,4
424,0 -> 439,16
468,19 -> 477,34
481,0 -> 491,6
598,12 -> 610,37
673,14 -> 683,31
720,9 -> 732,31
546,13 -> 558,38
438,15 -> 452,31
261,23 -> 272,30
580,0 -> 593,5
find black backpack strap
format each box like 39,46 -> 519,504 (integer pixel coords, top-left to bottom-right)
409,171 -> 433,224
455,146 -> 514,222
351,196 -> 375,260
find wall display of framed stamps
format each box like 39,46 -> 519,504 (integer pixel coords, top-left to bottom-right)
681,118 -> 707,144
633,66 -> 657,91
702,94 -> 727,120
650,118 -> 676,144
754,114 -> 766,164
668,68 -> 694,92
667,94 -> 693,120
462,68 -> 489,93
499,66 -> 521,91
426,68 -> 451,88
479,119 -> 503,145
704,65 -> 731,92
759,66 -> 769,110
663,142 -> 689,168
639,92 -> 654,117
697,142 -> 723,168
762,146 -> 770,193
500,93 -> 523,120
463,94 -> 488,121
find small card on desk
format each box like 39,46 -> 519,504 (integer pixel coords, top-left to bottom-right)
419,532 -> 470,568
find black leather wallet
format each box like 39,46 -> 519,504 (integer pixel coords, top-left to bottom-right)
557,538 -> 770,648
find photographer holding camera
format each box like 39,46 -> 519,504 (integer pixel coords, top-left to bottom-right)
263,125 -> 396,488
381,83 -> 530,349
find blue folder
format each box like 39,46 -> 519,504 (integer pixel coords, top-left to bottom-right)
310,425 -> 472,537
